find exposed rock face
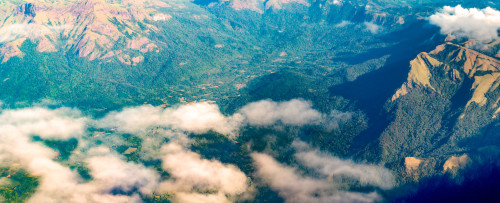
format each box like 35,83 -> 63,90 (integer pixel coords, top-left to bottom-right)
0,0 -> 173,64
443,154 -> 470,172
393,42 -> 500,110
392,52 -> 441,101
405,157 -> 422,173
382,42 -> 500,176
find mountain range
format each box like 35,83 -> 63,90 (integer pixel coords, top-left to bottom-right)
0,0 -> 499,202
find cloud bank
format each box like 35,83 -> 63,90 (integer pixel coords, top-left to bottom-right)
429,5 -> 500,44
100,99 -> 350,137
0,107 -> 149,203
0,98 -> 386,202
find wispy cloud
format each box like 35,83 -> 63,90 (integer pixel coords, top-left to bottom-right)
250,140 -> 394,203
335,20 -> 352,28
251,151 -> 387,203
0,23 -> 69,44
238,99 -> 352,129
293,140 -> 395,189
364,22 -> 382,34
0,107 -> 86,139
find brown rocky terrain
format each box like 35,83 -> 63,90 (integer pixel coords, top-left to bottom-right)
0,0 -> 174,64
393,42 -> 500,118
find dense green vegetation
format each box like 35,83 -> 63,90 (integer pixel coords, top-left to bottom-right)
0,168 -> 38,202
1,0 -> 500,202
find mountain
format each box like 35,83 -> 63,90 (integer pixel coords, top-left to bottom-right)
1,0 -> 500,202
378,41 -> 500,181
0,0 -> 174,64
0,0 -> 419,111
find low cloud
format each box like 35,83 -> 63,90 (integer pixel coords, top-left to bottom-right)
158,143 -> 249,202
0,107 -> 86,139
335,20 -> 352,28
238,99 -> 323,126
250,141 -> 394,202
99,103 -> 243,135
101,99 -> 352,136
86,155 -> 160,195
0,23 -> 69,43
364,22 -> 382,34
330,0 -> 343,6
293,141 -> 395,189
251,152 -> 383,203
429,5 -> 500,44
0,99 -> 357,202
0,107 -> 151,203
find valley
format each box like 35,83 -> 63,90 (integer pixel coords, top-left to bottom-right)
0,0 -> 499,202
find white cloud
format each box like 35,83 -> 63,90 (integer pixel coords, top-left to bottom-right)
330,0 -> 343,6
101,99 -> 352,136
0,107 -> 86,139
86,155 -> 160,195
158,143 -> 249,202
0,107 -> 156,203
238,99 -> 353,129
0,23 -> 69,43
293,141 -> 395,190
159,143 -> 248,194
99,102 -> 243,135
250,141 -> 394,203
27,155 -> 148,203
429,5 -> 500,44
251,152 -> 382,203
238,99 -> 323,126
364,22 -> 381,34
335,20 -> 352,28
0,99 -> 357,202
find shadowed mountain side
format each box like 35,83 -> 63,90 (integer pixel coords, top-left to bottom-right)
329,20 -> 444,157
392,160 -> 500,203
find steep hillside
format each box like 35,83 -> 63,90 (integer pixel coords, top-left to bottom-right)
0,0 -> 420,111
380,42 -> 500,181
0,0 -> 176,64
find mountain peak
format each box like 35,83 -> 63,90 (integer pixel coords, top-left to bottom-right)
393,42 -> 500,114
